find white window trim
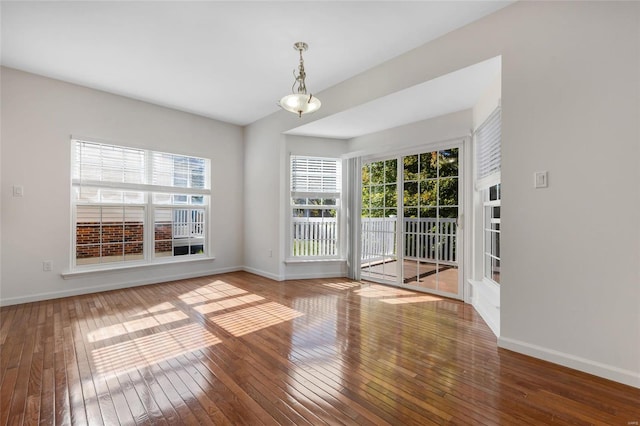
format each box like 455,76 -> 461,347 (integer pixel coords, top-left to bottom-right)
69,138 -> 212,273
288,155 -> 342,261
482,195 -> 501,285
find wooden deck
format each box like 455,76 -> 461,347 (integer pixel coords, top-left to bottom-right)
362,259 -> 459,294
1,271 -> 639,425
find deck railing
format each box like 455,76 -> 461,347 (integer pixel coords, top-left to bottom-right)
292,216 -> 457,262
292,218 -> 338,256
403,217 -> 457,264
173,209 -> 205,238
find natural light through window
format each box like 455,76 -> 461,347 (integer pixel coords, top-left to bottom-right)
87,310 -> 189,342
91,323 -> 220,375
210,302 -> 303,336
355,285 -> 416,298
178,281 -> 248,305
380,295 -> 443,304
321,281 -> 361,291
194,294 -> 265,315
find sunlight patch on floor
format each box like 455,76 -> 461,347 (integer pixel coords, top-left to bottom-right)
355,285 -> 416,298
209,302 -> 303,337
322,281 -> 361,290
194,294 -> 265,315
179,280 -> 248,305
87,310 -> 189,342
91,323 -> 220,375
380,295 -> 443,304
128,301 -> 175,318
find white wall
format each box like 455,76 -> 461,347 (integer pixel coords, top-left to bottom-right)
470,73 -> 502,336
244,1 -> 640,387
347,110 -> 471,155
1,67 -> 245,305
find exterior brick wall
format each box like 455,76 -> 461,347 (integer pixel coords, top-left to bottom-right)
76,222 -> 144,259
154,223 -> 173,254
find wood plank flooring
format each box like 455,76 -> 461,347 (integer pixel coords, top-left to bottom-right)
1,271 -> 639,425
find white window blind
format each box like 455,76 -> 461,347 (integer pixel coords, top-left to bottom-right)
73,141 -> 145,185
475,106 -> 501,190
291,156 -> 341,197
73,140 -> 210,195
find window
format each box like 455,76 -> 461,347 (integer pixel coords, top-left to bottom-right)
71,139 -> 210,269
483,184 -> 501,283
290,156 -> 341,258
475,105 -> 501,284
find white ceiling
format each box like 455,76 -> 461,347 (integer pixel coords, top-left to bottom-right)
1,1 -> 511,128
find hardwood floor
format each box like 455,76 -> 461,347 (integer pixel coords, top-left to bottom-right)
1,272 -> 639,425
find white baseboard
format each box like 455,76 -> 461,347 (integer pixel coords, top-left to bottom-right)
241,266 -> 283,281
0,266 -> 243,307
473,298 -> 500,337
470,279 -> 500,337
498,336 -> 640,389
284,272 -> 347,280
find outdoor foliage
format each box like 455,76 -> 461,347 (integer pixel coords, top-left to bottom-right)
362,149 -> 458,218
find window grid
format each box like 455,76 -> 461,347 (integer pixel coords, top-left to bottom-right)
483,184 -> 501,284
72,139 -> 211,269
290,156 -> 341,258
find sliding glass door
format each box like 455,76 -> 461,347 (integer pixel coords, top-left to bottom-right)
360,146 -> 462,299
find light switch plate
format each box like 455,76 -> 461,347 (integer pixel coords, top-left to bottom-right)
534,171 -> 548,188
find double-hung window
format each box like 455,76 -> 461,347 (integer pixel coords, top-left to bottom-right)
475,106 -> 501,284
290,155 -> 341,258
71,139 -> 211,269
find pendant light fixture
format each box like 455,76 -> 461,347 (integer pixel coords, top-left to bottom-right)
279,42 -> 321,117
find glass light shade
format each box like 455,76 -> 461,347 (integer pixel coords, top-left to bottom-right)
279,93 -> 321,117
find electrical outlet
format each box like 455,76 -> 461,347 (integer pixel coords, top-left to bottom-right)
269,249 -> 273,258
43,260 -> 53,272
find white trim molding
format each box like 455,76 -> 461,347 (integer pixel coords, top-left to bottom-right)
0,266 -> 243,307
498,336 -> 640,389
470,278 -> 500,336
241,266 -> 283,282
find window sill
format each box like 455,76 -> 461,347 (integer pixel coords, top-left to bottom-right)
469,278 -> 500,298
61,256 -> 216,279
284,258 -> 346,264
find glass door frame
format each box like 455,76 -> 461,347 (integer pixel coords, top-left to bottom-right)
359,140 -> 465,300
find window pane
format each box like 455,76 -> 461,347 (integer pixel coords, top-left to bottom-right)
384,159 -> 397,183
420,152 -> 437,179
370,161 -> 385,185
153,207 -> 205,258
362,164 -> 370,186
403,155 -> 419,181
404,182 -> 418,207
489,183 -> 501,201
404,208 -> 417,218
438,178 -> 458,206
154,207 -> 172,257
491,257 -> 501,283
153,193 -> 172,204
384,184 -> 397,207
291,209 -> 338,256
420,207 -> 437,219
420,180 -> 437,207
438,148 -> 459,177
